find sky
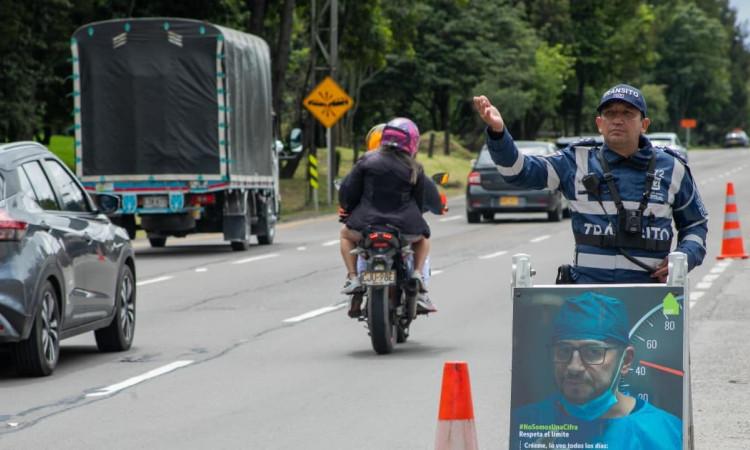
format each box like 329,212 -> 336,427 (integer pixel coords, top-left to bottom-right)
731,0 -> 750,30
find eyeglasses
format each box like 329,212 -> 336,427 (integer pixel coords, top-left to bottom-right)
550,343 -> 619,365
600,109 -> 641,121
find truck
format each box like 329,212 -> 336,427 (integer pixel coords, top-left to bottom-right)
71,18 -> 279,250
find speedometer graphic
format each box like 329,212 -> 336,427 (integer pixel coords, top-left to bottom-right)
620,293 -> 685,418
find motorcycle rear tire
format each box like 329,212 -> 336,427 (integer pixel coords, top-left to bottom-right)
367,286 -> 395,354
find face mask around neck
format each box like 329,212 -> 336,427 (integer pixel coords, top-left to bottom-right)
557,349 -> 627,421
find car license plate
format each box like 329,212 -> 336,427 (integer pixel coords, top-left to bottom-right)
362,271 -> 396,285
500,196 -> 519,206
143,196 -> 168,209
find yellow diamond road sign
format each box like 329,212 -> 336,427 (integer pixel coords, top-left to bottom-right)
303,76 -> 354,128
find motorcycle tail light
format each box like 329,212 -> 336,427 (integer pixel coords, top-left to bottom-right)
372,241 -> 389,249
382,232 -> 393,240
0,209 -> 27,241
468,171 -> 481,185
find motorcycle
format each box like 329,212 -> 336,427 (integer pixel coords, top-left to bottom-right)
347,172 -> 450,354
350,225 -> 420,354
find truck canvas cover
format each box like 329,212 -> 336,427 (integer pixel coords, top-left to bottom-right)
72,18 -> 273,182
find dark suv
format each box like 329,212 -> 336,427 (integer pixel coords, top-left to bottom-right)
466,141 -> 569,223
0,142 -> 136,376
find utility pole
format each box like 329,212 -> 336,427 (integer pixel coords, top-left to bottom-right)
310,0 -> 338,205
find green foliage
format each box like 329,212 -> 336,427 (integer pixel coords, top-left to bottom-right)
654,2 -> 731,133
3,0 -> 750,149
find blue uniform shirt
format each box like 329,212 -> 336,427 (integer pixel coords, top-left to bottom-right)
486,130 -> 708,283
510,396 -> 682,450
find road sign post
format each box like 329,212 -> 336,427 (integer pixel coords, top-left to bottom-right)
303,76 -> 353,205
680,119 -> 697,148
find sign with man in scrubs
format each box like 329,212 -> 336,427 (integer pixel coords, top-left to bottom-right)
509,288 -> 686,450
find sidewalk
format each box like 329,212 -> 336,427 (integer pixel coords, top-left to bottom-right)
691,258 -> 750,449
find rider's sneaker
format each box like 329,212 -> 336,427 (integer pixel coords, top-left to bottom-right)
416,292 -> 437,314
410,272 -> 427,293
341,276 -> 363,294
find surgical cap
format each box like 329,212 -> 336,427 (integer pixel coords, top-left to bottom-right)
552,292 -> 630,345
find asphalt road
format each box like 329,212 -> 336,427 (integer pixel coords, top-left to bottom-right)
1,149 -> 749,449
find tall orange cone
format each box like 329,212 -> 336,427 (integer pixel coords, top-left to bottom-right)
435,362 -> 479,450
718,182 -> 748,259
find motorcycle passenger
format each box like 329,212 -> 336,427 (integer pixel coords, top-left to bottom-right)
338,117 -> 437,312
473,84 -> 708,283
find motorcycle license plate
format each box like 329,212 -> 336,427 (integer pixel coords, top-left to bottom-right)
499,196 -> 519,206
362,271 -> 396,285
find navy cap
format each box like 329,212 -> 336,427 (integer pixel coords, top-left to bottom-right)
552,292 -> 630,345
597,84 -> 647,117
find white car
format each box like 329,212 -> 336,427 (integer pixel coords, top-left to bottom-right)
646,132 -> 688,162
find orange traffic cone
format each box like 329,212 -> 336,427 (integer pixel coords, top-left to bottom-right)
435,362 -> 479,450
718,182 -> 748,259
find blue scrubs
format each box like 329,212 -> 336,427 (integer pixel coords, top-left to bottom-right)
510,396 -> 682,449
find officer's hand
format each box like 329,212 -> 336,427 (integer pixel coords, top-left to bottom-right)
472,95 -> 505,133
651,258 -> 669,283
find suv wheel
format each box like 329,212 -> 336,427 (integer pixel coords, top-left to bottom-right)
95,265 -> 136,351
14,281 -> 60,376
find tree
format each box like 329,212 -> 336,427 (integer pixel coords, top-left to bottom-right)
654,2 -> 731,136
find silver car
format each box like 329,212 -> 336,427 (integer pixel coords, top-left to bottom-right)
0,142 -> 136,376
646,132 -> 688,161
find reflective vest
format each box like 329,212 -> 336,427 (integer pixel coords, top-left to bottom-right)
486,131 -> 708,284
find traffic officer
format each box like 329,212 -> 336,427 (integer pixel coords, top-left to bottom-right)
473,84 -> 708,283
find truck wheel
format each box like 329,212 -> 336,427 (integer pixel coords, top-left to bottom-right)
231,240 -> 249,251
256,198 -> 276,245
149,237 -> 167,248
231,198 -> 253,251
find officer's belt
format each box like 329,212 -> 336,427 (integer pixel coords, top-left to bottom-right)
574,232 -> 672,252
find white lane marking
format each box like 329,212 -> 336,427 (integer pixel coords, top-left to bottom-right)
86,360 -> 194,398
297,246 -> 307,251
195,268 -> 207,273
695,282 -> 712,290
431,269 -> 444,276
530,235 -> 551,243
136,276 -> 173,287
283,303 -> 347,323
710,265 -> 727,274
717,260 -> 733,268
439,215 -> 463,222
701,274 -> 720,283
479,250 -> 507,260
690,301 -> 697,308
690,292 -> 705,302
322,240 -> 339,247
232,253 -> 280,265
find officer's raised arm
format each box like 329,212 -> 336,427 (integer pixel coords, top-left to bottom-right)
472,94 -> 565,192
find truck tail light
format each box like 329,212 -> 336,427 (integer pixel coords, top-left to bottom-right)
468,171 -> 481,186
189,194 -> 216,206
0,210 -> 27,241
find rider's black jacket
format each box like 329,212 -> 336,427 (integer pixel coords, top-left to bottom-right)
339,150 -> 431,238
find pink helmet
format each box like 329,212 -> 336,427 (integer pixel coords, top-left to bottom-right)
380,117 -> 420,156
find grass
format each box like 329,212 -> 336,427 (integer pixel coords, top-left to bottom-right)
47,135 -> 75,169
45,132 -> 476,222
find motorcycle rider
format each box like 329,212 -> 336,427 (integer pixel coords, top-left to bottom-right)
338,117 -> 438,313
473,84 -> 708,283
